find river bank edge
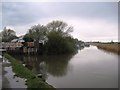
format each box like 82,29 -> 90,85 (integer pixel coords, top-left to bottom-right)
92,43 -> 120,55
3,53 -> 55,90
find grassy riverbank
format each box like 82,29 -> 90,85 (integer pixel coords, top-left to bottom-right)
94,43 -> 120,54
3,53 -> 55,89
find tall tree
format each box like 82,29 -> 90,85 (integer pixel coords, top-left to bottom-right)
47,20 -> 73,37
45,20 -> 76,54
24,24 -> 47,42
1,27 -> 17,42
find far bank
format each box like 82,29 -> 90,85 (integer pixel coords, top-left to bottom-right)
92,43 -> 120,55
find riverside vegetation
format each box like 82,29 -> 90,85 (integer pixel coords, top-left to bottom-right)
1,20 -> 81,89
1,20 -> 79,55
2,20 -> 119,88
4,53 -> 55,89
94,42 -> 120,54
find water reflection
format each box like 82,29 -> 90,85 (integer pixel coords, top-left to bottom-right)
44,54 -> 75,77
10,46 -> 118,88
2,59 -> 27,88
97,46 -> 118,55
11,51 -> 78,79
79,46 -> 85,50
39,61 -> 48,80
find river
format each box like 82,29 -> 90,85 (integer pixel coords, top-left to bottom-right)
11,46 -> 118,88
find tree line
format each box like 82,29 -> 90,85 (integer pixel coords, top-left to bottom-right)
1,20 -> 81,54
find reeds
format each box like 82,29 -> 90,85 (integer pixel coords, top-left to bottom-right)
95,43 -> 120,54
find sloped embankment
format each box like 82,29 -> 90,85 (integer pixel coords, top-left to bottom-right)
4,53 -> 55,89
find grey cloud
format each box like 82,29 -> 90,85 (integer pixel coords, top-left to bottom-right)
46,2 -> 117,20
2,2 -> 47,26
1,2 -> 118,41
2,2 -> 118,27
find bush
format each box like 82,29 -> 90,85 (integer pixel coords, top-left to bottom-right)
44,31 -> 77,55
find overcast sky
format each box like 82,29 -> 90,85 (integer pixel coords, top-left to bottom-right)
1,1 -> 118,42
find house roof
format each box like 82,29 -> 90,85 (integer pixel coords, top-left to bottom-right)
11,38 -> 25,42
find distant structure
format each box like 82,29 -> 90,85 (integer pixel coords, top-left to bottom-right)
2,36 -> 47,54
11,35 -> 25,43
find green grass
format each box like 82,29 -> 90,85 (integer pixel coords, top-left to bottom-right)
4,53 -> 55,89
